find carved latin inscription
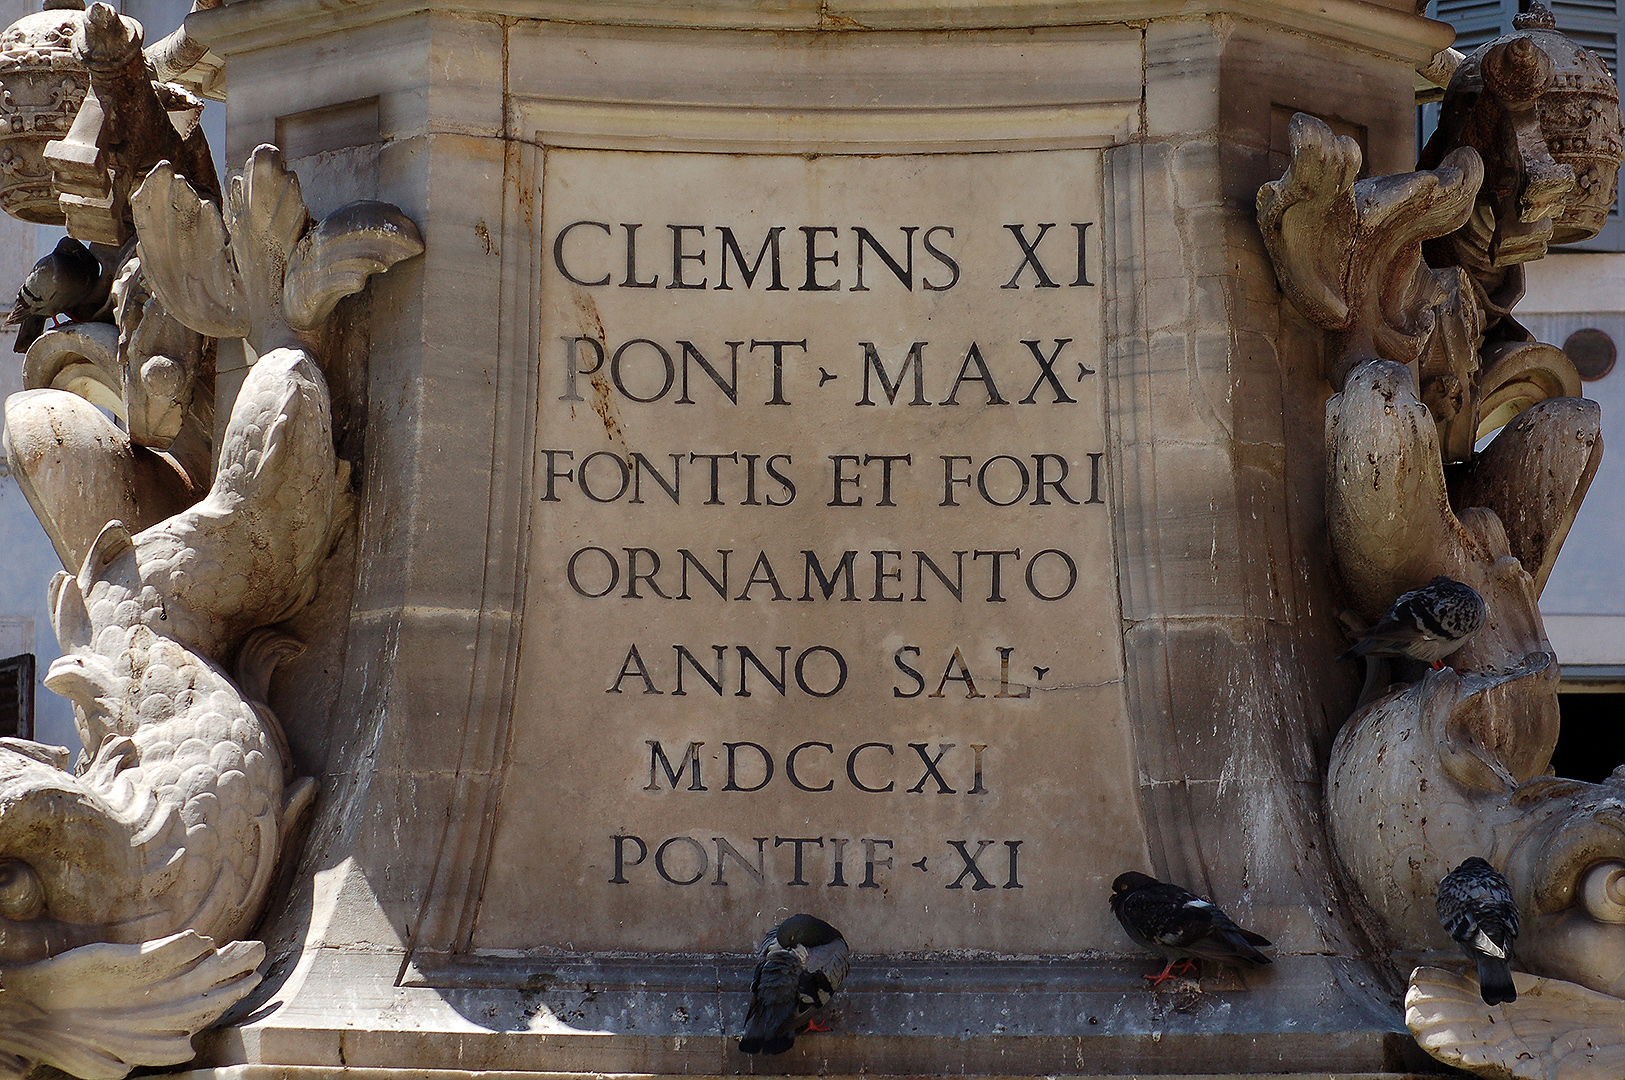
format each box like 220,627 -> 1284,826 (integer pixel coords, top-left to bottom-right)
480,149 -> 1143,953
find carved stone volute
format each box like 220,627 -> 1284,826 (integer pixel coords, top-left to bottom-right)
1256,112 -> 1482,386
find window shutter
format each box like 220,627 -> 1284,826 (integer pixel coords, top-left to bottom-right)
1549,0 -> 1619,73
1420,0 -> 1517,158
0,654 -> 34,740
1430,0 -> 1520,52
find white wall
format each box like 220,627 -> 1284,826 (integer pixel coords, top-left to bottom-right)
1515,252 -> 1625,685
1519,254 -> 1625,639
0,0 -> 75,747
0,254 -> 74,747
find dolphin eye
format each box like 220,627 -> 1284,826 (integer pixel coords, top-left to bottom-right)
0,860 -> 44,921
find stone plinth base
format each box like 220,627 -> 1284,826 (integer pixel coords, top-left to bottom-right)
189,951 -> 1443,1077
186,1065 -> 1449,1071
175,3 -> 1460,1079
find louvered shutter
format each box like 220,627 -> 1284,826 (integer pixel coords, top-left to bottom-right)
1550,0 -> 1619,72
1423,0 -> 1625,250
1431,0 -> 1519,52
0,654 -> 33,740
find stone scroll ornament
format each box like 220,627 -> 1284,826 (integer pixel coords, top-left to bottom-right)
0,3 -> 424,1075
1258,6 -> 1625,1077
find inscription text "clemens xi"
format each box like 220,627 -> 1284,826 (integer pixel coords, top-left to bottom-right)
552,221 -> 1094,293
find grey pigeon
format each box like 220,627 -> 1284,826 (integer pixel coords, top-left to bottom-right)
6,237 -> 105,353
1437,856 -> 1519,1005
739,913 -> 848,1054
1340,575 -> 1487,670
1110,871 -> 1272,984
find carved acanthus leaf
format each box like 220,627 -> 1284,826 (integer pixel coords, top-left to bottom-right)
1257,112 -> 1484,379
131,146 -> 421,351
284,201 -> 425,330
0,931 -> 264,1080
129,162 -> 248,338
1256,113 -> 1362,329
227,145 -> 311,344
1358,153 -> 1484,365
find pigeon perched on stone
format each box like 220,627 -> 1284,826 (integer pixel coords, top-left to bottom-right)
739,913 -> 849,1054
1437,856 -> 1519,1006
1340,575 -> 1487,670
1110,871 -> 1272,984
6,237 -> 105,353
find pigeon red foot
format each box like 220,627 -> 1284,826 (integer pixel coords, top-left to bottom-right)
1144,958 -> 1198,986
802,1019 -> 835,1033
1110,872 -> 1273,988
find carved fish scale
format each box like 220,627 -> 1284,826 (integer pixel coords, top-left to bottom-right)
69,350 -> 340,666
0,350 -> 331,963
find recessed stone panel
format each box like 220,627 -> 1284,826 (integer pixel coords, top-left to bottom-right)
473,147 -> 1145,954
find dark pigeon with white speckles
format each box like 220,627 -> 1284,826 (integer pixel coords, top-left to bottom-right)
1341,575 -> 1487,668
1437,856 -> 1519,1006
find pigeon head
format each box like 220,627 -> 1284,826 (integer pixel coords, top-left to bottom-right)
1451,855 -> 1497,876
774,913 -> 843,948
1112,871 -> 1158,895
52,237 -> 90,259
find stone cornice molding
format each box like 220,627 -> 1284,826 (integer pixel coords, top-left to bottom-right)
190,0 -> 1453,68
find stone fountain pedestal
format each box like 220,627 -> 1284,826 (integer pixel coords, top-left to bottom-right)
176,0 -> 1453,1074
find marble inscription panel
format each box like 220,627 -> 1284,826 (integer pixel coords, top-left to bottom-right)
480,148 -> 1147,953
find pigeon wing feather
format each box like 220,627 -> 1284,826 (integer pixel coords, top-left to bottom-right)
740,948 -> 804,1055
804,937 -> 849,992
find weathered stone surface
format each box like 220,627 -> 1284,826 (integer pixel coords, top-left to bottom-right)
0,16 -> 424,1071
0,931 -> 264,1080
1408,964 -> 1625,1080
479,146 -> 1138,955
1259,10 -> 1625,1075
0,0 -> 1503,1074
0,0 -> 1547,1071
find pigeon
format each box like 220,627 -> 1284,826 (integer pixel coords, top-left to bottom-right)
1340,575 -> 1487,671
6,237 -> 105,353
1437,856 -> 1519,1006
1110,871 -> 1272,984
739,913 -> 849,1054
